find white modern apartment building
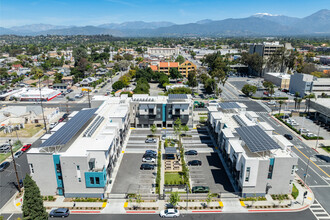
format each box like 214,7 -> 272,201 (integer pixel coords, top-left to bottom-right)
208,102 -> 298,197
27,96 -> 130,198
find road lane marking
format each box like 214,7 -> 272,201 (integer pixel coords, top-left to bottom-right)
293,146 -> 330,178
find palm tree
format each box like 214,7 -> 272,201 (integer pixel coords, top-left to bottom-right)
278,100 -> 285,115
297,98 -> 302,111
304,93 -> 315,114
294,92 -> 300,109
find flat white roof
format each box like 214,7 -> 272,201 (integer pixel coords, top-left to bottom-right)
265,72 -> 291,79
211,111 -> 223,120
258,122 -> 275,131
229,139 -> 243,153
207,106 -> 218,112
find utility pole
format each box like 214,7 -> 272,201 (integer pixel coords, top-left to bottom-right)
303,155 -> 312,185
87,89 -> 91,108
39,77 -> 48,134
9,139 -> 21,192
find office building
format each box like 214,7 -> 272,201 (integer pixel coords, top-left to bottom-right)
147,47 -> 179,57
150,61 -> 197,77
289,73 -> 330,97
264,72 -> 291,89
27,97 -> 130,197
249,42 -> 284,57
208,102 -> 298,196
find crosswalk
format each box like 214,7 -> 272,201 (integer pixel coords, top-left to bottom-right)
310,200 -> 330,220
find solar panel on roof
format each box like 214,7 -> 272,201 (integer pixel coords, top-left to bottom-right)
235,125 -> 280,153
168,94 -> 188,100
40,108 -> 97,148
219,102 -> 241,109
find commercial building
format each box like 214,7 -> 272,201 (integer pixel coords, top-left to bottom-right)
147,47 -> 179,57
150,61 -> 197,77
264,72 -> 291,89
27,97 -> 130,197
12,88 -> 61,101
249,42 -> 284,57
208,102 -> 298,196
309,98 -> 330,123
289,73 -> 330,97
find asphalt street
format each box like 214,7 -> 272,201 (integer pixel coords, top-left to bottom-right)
257,113 -> 330,213
1,209 -> 317,220
0,152 -> 30,209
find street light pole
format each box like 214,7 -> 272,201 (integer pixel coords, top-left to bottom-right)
186,184 -> 188,211
8,139 -> 21,192
303,155 -> 312,185
39,77 -> 48,134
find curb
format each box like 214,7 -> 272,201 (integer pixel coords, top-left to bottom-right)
191,210 -> 222,213
247,204 -> 310,213
71,210 -> 101,214
126,211 -> 156,214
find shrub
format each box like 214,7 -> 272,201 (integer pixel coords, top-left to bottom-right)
291,184 -> 299,199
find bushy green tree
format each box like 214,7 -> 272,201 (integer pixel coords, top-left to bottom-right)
175,55 -> 185,64
169,192 -> 180,207
22,175 -> 48,220
241,84 -> 257,97
170,68 -> 182,80
112,80 -> 125,91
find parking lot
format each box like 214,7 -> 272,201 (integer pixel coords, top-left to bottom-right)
111,129 -> 158,194
111,153 -> 157,194
182,126 -> 234,193
290,116 -> 330,139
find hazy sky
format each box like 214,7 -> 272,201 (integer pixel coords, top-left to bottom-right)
0,0 -> 328,27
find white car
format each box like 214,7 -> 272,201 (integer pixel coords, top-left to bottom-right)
142,157 -> 155,163
49,122 -> 58,130
159,209 -> 180,218
14,151 -> 23,158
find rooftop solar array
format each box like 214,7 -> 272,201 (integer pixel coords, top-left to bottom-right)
219,102 -> 241,109
40,108 -> 97,148
235,125 -> 281,153
168,94 -> 188,100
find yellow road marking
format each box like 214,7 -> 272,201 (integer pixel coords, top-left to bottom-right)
293,146 -> 330,178
102,202 -> 107,208
218,201 -> 223,207
124,202 -> 128,208
130,127 -> 135,130
240,201 -> 245,207
307,197 -> 312,201
16,202 -> 21,206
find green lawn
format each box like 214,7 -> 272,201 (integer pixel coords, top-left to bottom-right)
291,184 -> 299,199
165,172 -> 183,185
322,146 -> 330,153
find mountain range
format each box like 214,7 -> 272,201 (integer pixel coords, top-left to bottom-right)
1,9 -> 329,37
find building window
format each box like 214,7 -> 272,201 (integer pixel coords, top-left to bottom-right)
29,164 -> 34,174
240,164 -> 243,179
245,167 -> 250,182
96,177 -> 100,184
90,177 -> 95,184
76,165 -> 80,170
56,164 -> 61,173
78,178 -> 81,182
291,165 -> 295,175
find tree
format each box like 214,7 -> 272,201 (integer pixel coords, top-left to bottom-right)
304,93 -> 315,114
174,118 -> 182,140
169,192 -> 180,208
22,174 -> 48,220
113,54 -> 123,61
112,80 -> 125,91
294,92 -> 300,109
123,53 -> 134,61
206,192 -> 212,207
54,72 -> 63,84
241,84 -> 257,97
204,78 -> 216,94
182,125 -> 189,135
73,46 -> 88,67
135,57 -> 144,62
150,124 -> 157,136
278,100 -> 285,115
187,71 -> 198,88
170,68 -> 182,80
241,52 -> 263,76
175,55 -> 185,64
159,74 -> 169,87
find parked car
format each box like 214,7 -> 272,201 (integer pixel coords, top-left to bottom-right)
159,209 -> 180,218
145,138 -> 157,143
166,154 -> 175,160
0,144 -> 10,153
21,144 -> 31,152
192,186 -> 210,193
68,98 -> 75,101
280,115 -> 289,119
142,157 -> 155,163
145,150 -> 157,156
58,118 -> 64,123
49,208 -> 70,218
162,134 -> 166,140
188,160 -> 202,166
0,161 -> 10,172
267,101 -> 276,105
185,150 -> 198,155
284,134 -> 293,140
140,163 -> 155,170
299,128 -> 309,133
143,153 -> 156,159
62,113 -> 69,119
14,151 -> 23,158
49,122 -> 58,130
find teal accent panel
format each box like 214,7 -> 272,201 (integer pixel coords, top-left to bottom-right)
53,154 -> 64,195
162,104 -> 166,122
85,167 -> 107,188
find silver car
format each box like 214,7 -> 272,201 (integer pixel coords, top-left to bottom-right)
159,209 -> 180,218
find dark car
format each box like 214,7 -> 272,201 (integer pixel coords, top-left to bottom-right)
0,161 -> 10,172
49,208 -> 70,218
58,118 -> 64,123
62,113 -> 69,119
185,150 -> 198,155
13,179 -> 24,190
315,155 -> 330,163
284,134 -> 293,140
188,160 -> 202,166
192,186 -> 210,193
21,144 -> 31,152
280,115 -> 289,119
140,163 -> 155,170
143,153 -> 156,159
145,150 -> 157,156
